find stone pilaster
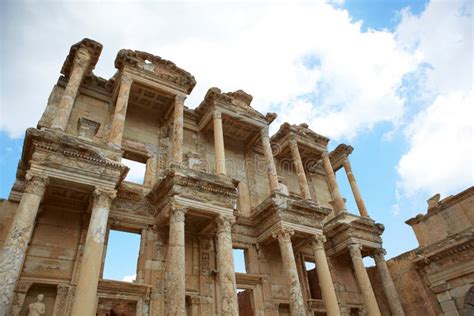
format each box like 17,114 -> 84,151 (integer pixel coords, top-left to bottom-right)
348,244 -> 381,316
0,173 -> 48,315
108,74 -> 132,149
261,126 -> 280,193
272,228 -> 306,316
164,206 -> 187,315
373,249 -> 405,316
144,154 -> 158,187
216,215 -> 238,315
322,152 -> 346,214
311,236 -> 340,316
70,188 -> 116,316
172,95 -> 185,165
213,110 -> 226,175
343,157 -> 368,217
289,138 -> 311,200
53,284 -> 71,316
51,47 -> 92,131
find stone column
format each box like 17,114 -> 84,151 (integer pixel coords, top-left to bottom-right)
261,126 -> 280,193
172,95 -> 185,165
289,138 -> 311,200
164,206 -> 187,315
53,284 -> 71,316
0,173 -> 48,315
70,188 -> 116,316
348,244 -> 381,316
213,110 -> 226,175
373,249 -> 405,316
144,154 -> 158,187
51,47 -> 92,131
322,152 -> 345,214
311,236 -> 340,316
272,228 -> 306,316
342,157 -> 368,217
216,216 -> 238,315
108,74 -> 132,149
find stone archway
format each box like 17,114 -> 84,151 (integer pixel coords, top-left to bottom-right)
464,285 -> 474,315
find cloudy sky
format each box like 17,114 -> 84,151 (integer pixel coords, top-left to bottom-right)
0,0 -> 472,281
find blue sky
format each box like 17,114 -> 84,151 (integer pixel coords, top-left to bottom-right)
1,0 -> 472,281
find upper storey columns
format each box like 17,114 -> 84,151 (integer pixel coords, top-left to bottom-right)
342,157 -> 369,217
289,138 -> 312,200
213,110 -> 226,175
0,173 -> 48,315
108,74 -> 132,149
51,48 -> 92,131
322,151 -> 346,214
172,95 -> 186,165
70,188 -> 116,316
261,126 -> 279,192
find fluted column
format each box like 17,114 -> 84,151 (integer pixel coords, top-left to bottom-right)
213,110 -> 226,175
172,95 -> 185,165
289,138 -> 311,200
216,216 -> 238,315
342,157 -> 368,217
164,207 -> 187,315
51,48 -> 91,131
70,188 -> 116,316
108,74 -> 132,149
261,126 -> 280,192
311,236 -> 340,316
348,244 -> 381,316
322,152 -> 345,214
272,228 -> 306,316
0,173 -> 48,315
373,249 -> 405,316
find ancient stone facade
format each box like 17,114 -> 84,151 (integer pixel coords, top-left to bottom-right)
0,38 -> 404,315
369,187 -> 474,316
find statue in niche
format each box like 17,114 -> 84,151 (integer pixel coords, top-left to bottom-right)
28,294 -> 45,316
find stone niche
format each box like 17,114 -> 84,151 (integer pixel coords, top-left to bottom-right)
19,284 -> 57,316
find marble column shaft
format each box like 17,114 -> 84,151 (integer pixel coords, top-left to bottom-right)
70,188 -> 116,316
343,157 -> 368,217
172,95 -> 185,165
51,48 -> 91,131
322,152 -> 345,214
164,207 -> 187,315
261,126 -> 280,192
144,155 -> 158,187
373,249 -> 405,316
289,139 -> 311,200
273,229 -> 306,316
348,244 -> 381,316
311,236 -> 340,316
216,216 -> 238,315
213,110 -> 226,175
108,74 -> 132,148
0,174 -> 48,315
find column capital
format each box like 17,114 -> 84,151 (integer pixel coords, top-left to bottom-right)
311,234 -> 327,249
74,47 -> 92,69
216,215 -> 235,234
24,172 -> 49,196
372,248 -> 387,261
169,206 -> 187,223
348,243 -> 363,259
175,94 -> 187,103
321,150 -> 330,159
260,125 -> 270,136
92,188 -> 116,209
213,109 -> 222,119
288,137 -> 298,148
272,228 -> 295,242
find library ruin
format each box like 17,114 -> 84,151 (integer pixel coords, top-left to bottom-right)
0,38 -> 472,315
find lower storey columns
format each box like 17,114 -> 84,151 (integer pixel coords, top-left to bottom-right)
373,249 -> 405,316
70,188 -> 116,316
348,244 -> 381,316
311,236 -> 340,316
0,173 -> 48,315
273,228 -> 306,316
164,206 -> 187,315
216,216 -> 238,315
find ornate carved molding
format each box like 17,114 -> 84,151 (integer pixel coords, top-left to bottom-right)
272,228 -> 295,242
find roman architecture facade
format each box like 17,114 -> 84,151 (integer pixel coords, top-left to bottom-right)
0,38 -> 405,316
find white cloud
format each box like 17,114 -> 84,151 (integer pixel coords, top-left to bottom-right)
1,0 -> 417,140
395,0 -> 473,197
122,274 -> 136,283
